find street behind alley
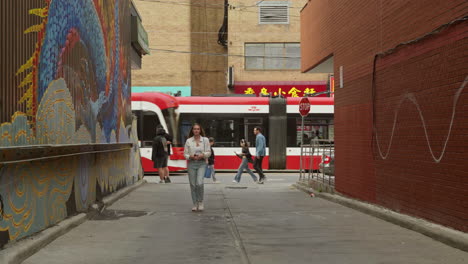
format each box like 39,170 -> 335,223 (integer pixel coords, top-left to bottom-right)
24,173 -> 467,264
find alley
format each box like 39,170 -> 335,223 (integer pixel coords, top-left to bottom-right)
24,173 -> 466,264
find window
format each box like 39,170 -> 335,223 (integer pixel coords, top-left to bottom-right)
178,113 -> 268,148
245,43 -> 300,70
286,117 -> 333,147
258,1 -> 289,24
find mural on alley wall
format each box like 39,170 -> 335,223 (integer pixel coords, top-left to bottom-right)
0,0 -> 143,247
1,0 -> 132,146
0,146 -> 142,246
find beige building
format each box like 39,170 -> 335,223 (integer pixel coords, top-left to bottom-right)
132,0 -> 329,96
228,0 -> 330,96
132,0 -> 227,96
132,0 -> 191,87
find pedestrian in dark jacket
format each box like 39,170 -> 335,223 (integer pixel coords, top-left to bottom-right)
152,126 -> 170,183
163,131 -> 173,183
232,139 -> 258,183
205,137 -> 219,183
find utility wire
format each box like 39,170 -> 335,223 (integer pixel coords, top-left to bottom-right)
138,0 -> 303,9
146,30 -> 303,34
138,0 -> 227,8
149,47 -> 301,58
137,0 -> 302,17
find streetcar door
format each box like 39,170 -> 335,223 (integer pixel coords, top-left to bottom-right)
133,110 -> 161,148
268,96 -> 287,169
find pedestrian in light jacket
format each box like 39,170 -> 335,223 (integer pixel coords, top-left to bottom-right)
253,126 -> 266,184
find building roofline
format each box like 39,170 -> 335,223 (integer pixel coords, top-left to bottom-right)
300,0 -> 311,13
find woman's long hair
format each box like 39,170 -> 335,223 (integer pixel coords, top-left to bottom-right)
240,139 -> 250,148
188,123 -> 206,138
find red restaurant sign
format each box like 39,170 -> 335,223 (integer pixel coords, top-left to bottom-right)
234,81 -> 328,97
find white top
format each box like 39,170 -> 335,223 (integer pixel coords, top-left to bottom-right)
184,136 -> 211,160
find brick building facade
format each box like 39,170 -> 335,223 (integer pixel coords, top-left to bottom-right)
301,0 -> 467,232
228,0 -> 329,96
132,0 -> 330,96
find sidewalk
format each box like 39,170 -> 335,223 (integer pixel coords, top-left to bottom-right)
23,173 -> 467,264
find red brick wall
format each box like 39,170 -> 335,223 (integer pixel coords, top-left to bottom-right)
301,0 -> 468,232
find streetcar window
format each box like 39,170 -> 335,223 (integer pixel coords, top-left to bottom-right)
287,116 -> 333,146
179,113 -> 268,148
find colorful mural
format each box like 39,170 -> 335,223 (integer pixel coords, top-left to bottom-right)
0,0 -> 143,247
1,0 -> 132,146
0,145 -> 142,246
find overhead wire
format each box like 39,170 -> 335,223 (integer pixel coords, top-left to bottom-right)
136,0 -> 303,18
138,1 -> 303,59
149,47 -> 301,59
138,0 -> 303,8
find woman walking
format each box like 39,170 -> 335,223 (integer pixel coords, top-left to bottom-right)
184,123 -> 211,212
233,139 -> 258,183
205,137 -> 219,183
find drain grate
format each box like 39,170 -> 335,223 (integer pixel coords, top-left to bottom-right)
91,209 -> 153,220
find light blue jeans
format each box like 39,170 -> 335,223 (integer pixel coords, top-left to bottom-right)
206,164 -> 217,181
188,160 -> 206,204
234,157 -> 258,182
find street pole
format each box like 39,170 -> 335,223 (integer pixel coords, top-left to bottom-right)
299,115 -> 304,181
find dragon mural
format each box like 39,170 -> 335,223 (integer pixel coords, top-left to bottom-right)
0,0 -> 142,247
3,0 -> 131,146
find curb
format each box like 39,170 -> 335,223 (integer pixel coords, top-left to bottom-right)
0,179 -> 147,264
293,182 -> 468,253
101,179 -> 146,209
0,214 -> 87,264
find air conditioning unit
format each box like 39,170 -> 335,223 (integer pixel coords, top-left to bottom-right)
227,66 -> 234,89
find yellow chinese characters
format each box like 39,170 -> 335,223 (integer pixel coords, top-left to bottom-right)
244,87 -> 255,94
288,87 -> 301,97
304,88 -> 316,95
273,88 -> 286,97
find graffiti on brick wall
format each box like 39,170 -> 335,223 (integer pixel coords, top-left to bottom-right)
372,20 -> 467,164
1,0 -> 132,147
374,76 -> 467,163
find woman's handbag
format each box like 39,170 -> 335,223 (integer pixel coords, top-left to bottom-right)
204,165 -> 212,178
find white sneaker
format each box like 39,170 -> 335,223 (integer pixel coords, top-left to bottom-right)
198,202 -> 204,211
232,180 -> 238,183
159,180 -> 165,184
192,205 -> 197,212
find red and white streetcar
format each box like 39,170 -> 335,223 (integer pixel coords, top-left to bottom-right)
132,92 -> 334,173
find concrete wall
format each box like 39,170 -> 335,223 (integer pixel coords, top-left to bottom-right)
0,0 -> 142,247
132,0 -> 191,87
228,0 -> 328,83
301,0 -> 467,232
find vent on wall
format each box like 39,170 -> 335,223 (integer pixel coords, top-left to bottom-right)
258,2 -> 289,24
227,66 -> 234,89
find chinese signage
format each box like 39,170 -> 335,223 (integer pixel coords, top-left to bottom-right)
234,81 -> 328,97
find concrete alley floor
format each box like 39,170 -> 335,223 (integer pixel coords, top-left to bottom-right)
24,173 -> 467,264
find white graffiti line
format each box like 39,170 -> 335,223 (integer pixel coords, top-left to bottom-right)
374,76 -> 467,163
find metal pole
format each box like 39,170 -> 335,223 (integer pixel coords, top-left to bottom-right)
299,115 -> 305,181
